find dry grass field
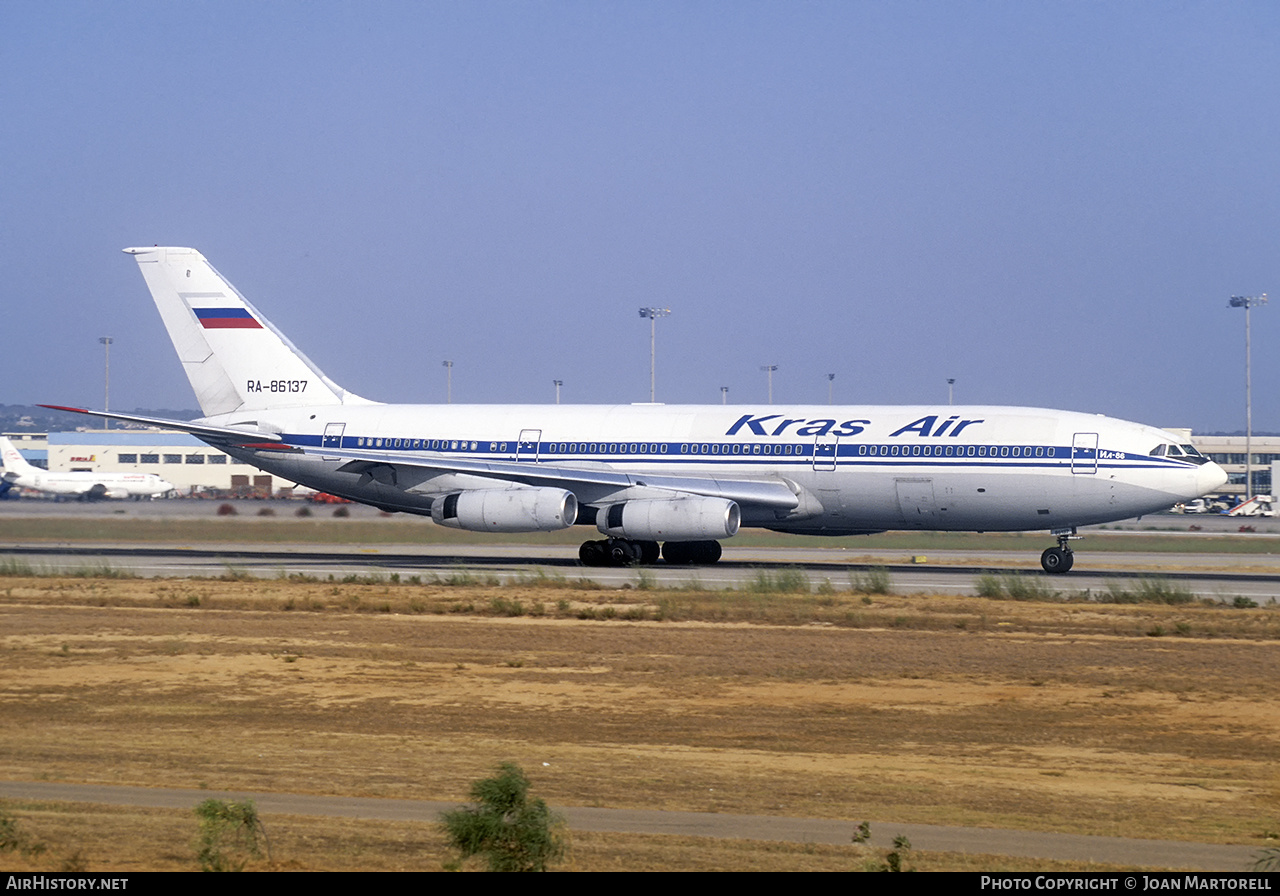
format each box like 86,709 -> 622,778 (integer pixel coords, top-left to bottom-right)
1,569 -> 1279,871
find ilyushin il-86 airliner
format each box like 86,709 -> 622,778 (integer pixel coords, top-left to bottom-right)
46,247 -> 1226,573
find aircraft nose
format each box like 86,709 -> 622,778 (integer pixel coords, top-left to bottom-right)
1198,460 -> 1228,496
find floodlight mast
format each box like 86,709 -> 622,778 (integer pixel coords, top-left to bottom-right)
638,307 -> 671,402
1228,294 -> 1267,500
760,365 -> 778,404
99,337 -> 113,430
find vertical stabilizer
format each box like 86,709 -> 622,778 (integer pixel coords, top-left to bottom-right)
124,247 -> 369,416
0,437 -> 37,477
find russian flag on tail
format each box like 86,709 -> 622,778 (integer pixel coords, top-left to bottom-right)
194,308 -> 262,329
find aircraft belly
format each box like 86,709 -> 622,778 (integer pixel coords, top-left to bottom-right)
229,449 -> 436,513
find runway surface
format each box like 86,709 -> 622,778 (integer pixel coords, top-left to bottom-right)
5,539 -> 1280,602
4,499 -> 1279,602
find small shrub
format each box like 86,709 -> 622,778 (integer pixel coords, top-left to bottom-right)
1105,578 -> 1194,605
851,822 -> 912,872
512,568 -> 566,587
1003,575 -> 1058,602
216,503 -> 237,516
851,566 -> 892,595
0,557 -> 35,577
0,806 -> 45,858
441,763 -> 565,872
489,597 -> 525,617
748,567 -> 810,594
193,799 -> 269,872
975,573 -> 1057,601
975,574 -> 1004,598
332,506 -> 350,517
1254,847 -> 1280,872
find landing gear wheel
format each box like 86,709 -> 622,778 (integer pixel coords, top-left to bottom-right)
637,541 -> 661,565
579,540 -> 608,567
608,539 -> 641,566
1040,547 -> 1074,574
661,540 -> 722,565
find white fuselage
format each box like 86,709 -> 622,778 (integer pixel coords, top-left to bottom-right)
7,470 -> 173,499
202,402 -> 1224,534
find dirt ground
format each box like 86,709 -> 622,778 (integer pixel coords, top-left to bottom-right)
1,574 -> 1278,871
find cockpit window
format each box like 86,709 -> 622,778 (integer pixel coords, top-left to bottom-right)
1179,444 -> 1210,465
1151,442 -> 1210,464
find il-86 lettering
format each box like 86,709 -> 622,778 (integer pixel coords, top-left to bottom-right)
246,379 -> 308,394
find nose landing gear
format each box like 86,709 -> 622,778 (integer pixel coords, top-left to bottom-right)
1041,527 -> 1079,574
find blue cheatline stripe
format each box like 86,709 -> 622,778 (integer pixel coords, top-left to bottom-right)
281,433 -> 1191,472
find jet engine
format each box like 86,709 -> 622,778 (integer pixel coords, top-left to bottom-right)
595,496 -> 740,541
431,487 -> 577,533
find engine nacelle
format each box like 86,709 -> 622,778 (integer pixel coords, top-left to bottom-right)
596,497 -> 740,541
431,487 -> 577,533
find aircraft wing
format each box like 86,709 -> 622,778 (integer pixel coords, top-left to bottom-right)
38,406 -> 283,444
305,444 -> 803,511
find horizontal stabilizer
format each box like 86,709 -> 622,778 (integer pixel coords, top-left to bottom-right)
38,405 -> 282,443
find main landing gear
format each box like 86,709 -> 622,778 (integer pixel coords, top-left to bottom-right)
1040,527 -> 1079,574
578,538 -> 722,567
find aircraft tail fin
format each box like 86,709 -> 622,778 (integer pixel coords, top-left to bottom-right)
0,437 -> 37,477
123,247 -> 372,417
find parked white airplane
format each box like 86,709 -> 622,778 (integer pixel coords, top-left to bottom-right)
0,436 -> 173,500
45,247 -> 1225,572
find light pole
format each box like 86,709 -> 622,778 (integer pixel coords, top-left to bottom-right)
638,307 -> 671,402
98,337 -> 113,429
720,386 -> 728,405
760,365 -> 778,404
947,378 -> 955,406
553,380 -> 562,405
1229,294 -> 1267,500
827,373 -> 835,405
442,360 -> 454,404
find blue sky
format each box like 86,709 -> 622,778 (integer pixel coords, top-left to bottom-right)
2,1 -> 1277,432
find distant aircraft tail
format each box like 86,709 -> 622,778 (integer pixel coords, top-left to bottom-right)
124,247 -> 372,417
0,437 -> 37,477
